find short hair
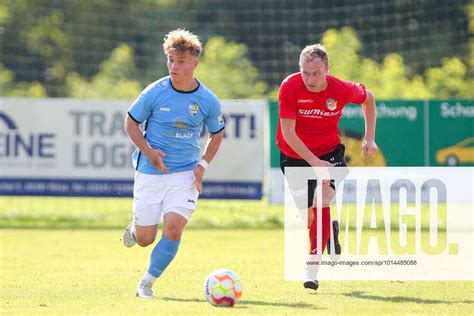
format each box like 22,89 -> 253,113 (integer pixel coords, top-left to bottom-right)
163,28 -> 202,58
299,44 -> 329,66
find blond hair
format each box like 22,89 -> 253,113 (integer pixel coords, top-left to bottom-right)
163,28 -> 202,57
299,44 -> 329,66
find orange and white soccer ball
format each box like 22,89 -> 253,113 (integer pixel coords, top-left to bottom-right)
204,269 -> 242,307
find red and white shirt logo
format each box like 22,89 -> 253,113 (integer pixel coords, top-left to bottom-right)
326,98 -> 338,111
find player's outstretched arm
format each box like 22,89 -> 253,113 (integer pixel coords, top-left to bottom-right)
194,130 -> 224,193
361,90 -> 378,155
124,114 -> 168,172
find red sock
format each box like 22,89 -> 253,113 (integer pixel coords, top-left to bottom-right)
309,207 -> 331,255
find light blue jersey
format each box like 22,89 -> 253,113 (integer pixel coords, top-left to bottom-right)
128,76 -> 224,174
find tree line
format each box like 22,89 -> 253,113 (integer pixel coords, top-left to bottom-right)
0,1 -> 472,99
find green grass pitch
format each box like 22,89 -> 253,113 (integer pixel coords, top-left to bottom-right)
1,197 -> 473,314
1,228 -> 472,314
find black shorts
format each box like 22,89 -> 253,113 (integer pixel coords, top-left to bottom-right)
280,144 -> 347,209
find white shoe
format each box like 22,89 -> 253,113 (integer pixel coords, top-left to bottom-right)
122,221 -> 136,248
136,279 -> 154,298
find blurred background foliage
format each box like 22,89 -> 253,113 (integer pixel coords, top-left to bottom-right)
0,0 -> 472,99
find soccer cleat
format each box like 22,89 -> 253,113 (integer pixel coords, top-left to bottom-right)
303,280 -> 319,291
122,221 -> 136,248
327,220 -> 341,255
136,280 -> 154,298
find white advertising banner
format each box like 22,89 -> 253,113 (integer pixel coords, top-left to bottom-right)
0,98 -> 266,199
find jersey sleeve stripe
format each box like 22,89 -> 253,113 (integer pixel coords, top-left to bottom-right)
209,126 -> 225,134
127,112 -> 142,123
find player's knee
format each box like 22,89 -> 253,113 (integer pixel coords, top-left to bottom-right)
163,225 -> 183,240
312,198 -> 332,208
136,235 -> 155,247
322,188 -> 336,206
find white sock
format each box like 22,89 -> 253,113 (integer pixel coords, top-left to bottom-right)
131,223 -> 137,242
141,271 -> 157,285
305,254 -> 321,281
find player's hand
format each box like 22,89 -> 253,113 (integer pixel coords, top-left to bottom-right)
310,158 -> 333,168
148,149 -> 168,173
194,165 -> 205,194
309,158 -> 332,186
362,139 -> 378,156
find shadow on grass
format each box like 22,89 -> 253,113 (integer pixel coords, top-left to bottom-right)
343,291 -> 474,305
161,297 -> 323,309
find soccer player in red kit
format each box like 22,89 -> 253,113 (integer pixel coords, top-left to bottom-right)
277,44 -> 378,290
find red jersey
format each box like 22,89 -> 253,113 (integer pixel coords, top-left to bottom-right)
276,73 -> 367,158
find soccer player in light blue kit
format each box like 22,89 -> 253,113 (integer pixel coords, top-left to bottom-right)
122,29 -> 225,298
